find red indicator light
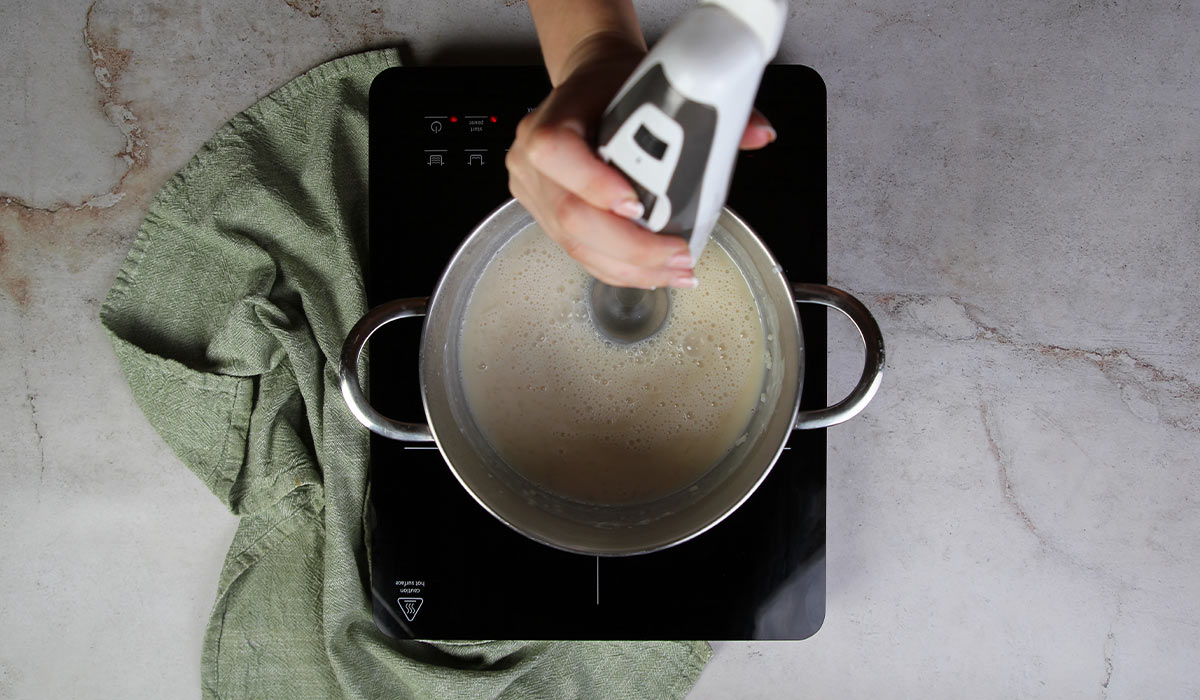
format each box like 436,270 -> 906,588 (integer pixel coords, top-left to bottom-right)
490,116 -> 498,123
450,116 -> 458,123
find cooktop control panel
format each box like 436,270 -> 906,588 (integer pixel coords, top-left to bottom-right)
368,67 -> 550,307
420,114 -> 504,170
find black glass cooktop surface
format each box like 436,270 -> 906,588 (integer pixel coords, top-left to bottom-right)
366,65 -> 827,640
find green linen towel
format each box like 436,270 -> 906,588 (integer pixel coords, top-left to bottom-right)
100,48 -> 711,699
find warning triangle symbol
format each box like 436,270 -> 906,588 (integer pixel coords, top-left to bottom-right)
397,597 -> 424,622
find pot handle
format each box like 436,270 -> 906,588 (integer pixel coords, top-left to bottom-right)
339,297 -> 435,442
792,284 -> 885,430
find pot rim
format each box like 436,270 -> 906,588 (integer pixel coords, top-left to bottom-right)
417,198 -> 804,556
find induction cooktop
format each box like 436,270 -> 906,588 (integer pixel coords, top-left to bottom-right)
366,64 -> 827,640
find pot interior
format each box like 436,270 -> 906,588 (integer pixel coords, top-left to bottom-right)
421,201 -> 802,555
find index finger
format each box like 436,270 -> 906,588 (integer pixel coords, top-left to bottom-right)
526,124 -> 643,217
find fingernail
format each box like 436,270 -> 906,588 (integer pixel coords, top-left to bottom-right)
613,198 -> 644,219
666,253 -> 693,269
670,275 -> 699,289
762,125 -> 778,143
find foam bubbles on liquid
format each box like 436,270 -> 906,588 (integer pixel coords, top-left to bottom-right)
459,224 -> 767,505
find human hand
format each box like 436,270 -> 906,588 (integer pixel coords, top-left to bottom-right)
507,42 -> 776,290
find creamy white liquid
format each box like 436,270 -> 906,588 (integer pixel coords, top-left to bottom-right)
459,224 -> 766,505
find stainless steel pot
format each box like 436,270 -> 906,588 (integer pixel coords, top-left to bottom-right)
340,199 -> 884,556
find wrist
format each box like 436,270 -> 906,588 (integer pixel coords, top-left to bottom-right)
554,31 -> 646,87
529,0 -> 646,85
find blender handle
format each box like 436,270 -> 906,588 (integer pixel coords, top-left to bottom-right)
792,284 -> 885,430
339,297 -> 435,442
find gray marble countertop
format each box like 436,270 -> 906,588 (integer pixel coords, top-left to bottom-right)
2,1 -> 1197,697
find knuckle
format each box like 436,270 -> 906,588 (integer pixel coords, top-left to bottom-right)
525,124 -> 562,165
594,260 -> 641,288
559,235 -> 586,260
611,269 -> 645,288
626,242 -> 665,269
553,194 -> 584,231
580,171 -> 612,203
504,149 -> 521,176
514,111 -> 537,141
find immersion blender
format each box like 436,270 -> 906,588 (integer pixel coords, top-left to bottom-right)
588,0 -> 788,343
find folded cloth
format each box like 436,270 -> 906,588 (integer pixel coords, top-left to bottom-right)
100,48 -> 711,700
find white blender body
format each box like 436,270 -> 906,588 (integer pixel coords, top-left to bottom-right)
598,0 -> 788,263
588,0 -> 787,344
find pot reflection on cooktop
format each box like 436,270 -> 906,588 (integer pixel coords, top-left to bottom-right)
366,65 -> 827,640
